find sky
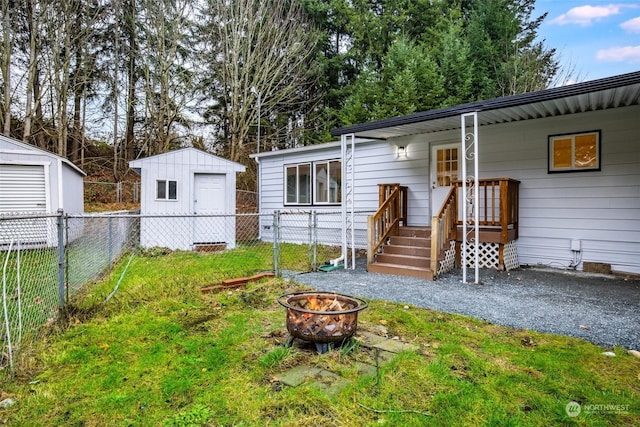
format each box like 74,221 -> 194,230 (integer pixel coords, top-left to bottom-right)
533,0 -> 640,84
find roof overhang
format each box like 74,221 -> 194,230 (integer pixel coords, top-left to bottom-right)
330,71 -> 640,140
249,138 -> 374,160
0,135 -> 86,176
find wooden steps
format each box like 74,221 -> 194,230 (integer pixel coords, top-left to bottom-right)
368,226 -> 435,280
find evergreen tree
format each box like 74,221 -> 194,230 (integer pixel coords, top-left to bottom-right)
463,0 -> 557,98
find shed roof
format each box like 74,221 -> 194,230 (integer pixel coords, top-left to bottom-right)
0,135 -> 86,176
129,147 -> 246,172
330,70 -> 640,140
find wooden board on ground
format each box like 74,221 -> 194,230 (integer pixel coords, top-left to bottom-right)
200,272 -> 275,294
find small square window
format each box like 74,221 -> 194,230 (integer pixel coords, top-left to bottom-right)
157,180 -> 177,200
168,180 -> 177,200
549,131 -> 600,173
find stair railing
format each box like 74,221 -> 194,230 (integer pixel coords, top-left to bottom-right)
452,178 -> 520,244
367,184 -> 407,265
430,187 -> 458,274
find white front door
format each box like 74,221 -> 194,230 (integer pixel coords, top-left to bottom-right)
193,174 -> 226,244
430,143 -> 460,216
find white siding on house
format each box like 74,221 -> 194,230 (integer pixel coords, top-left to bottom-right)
259,138 -> 432,218
403,105 -> 640,275
257,138 -> 431,248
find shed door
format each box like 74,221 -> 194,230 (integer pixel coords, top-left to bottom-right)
0,164 -> 47,213
193,174 -> 226,244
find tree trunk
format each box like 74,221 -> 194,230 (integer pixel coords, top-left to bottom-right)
124,0 -> 137,162
22,0 -> 37,142
1,0 -> 12,136
70,39 -> 83,161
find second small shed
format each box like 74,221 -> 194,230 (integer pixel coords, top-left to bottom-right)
129,148 -> 246,251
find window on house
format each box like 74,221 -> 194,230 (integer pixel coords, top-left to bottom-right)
549,131 -> 600,173
285,163 -> 311,204
157,179 -> 177,200
285,159 -> 342,205
436,147 -> 459,186
315,160 -> 341,204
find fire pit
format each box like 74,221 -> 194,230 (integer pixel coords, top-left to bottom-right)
277,291 -> 368,354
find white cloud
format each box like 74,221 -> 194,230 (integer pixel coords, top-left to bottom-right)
621,16 -> 640,33
596,46 -> 640,62
550,4 -> 633,26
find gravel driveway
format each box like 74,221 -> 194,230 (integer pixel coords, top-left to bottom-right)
286,260 -> 640,351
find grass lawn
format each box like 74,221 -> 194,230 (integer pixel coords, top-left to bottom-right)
2,250 -> 639,426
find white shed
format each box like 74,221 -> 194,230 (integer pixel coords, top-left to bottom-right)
129,148 -> 246,251
0,135 -> 85,246
0,135 -> 85,215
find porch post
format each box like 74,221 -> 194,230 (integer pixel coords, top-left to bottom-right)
341,133 -> 356,269
461,112 -> 480,284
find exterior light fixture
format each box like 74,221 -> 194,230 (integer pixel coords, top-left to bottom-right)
397,145 -> 406,158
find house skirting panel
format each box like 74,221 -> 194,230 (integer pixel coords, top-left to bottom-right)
437,240 -> 457,276
502,241 -> 519,271
462,241 -> 519,271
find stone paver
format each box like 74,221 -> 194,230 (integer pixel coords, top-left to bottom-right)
310,369 -> 351,396
370,338 -> 419,354
357,330 -> 419,354
354,361 -> 377,376
275,332 -> 419,396
277,365 -> 322,387
357,331 -> 388,346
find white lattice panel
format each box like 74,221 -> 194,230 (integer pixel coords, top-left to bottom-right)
462,241 -> 519,271
503,241 -> 519,270
438,240 -> 456,275
463,242 -> 499,269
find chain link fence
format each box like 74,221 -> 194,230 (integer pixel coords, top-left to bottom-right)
0,214 -> 61,378
0,209 -> 372,378
84,181 -> 140,204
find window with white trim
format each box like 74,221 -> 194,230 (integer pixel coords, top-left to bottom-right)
314,159 -> 341,204
285,163 -> 311,204
156,179 -> 177,200
284,159 -> 342,205
549,131 -> 600,173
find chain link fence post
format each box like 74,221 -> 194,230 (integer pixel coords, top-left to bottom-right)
307,211 -> 312,271
312,210 -> 318,271
57,210 -> 66,311
108,216 -> 113,269
273,210 -> 280,277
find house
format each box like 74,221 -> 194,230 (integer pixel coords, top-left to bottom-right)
252,71 -> 640,278
0,136 -> 85,246
129,148 -> 246,251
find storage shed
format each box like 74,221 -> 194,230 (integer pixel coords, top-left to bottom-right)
0,135 -> 85,246
0,135 -> 85,215
129,148 -> 246,251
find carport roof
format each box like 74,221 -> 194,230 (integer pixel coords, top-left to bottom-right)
330,71 -> 640,140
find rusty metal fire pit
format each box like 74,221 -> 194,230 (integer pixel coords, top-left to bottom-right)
277,291 -> 368,354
